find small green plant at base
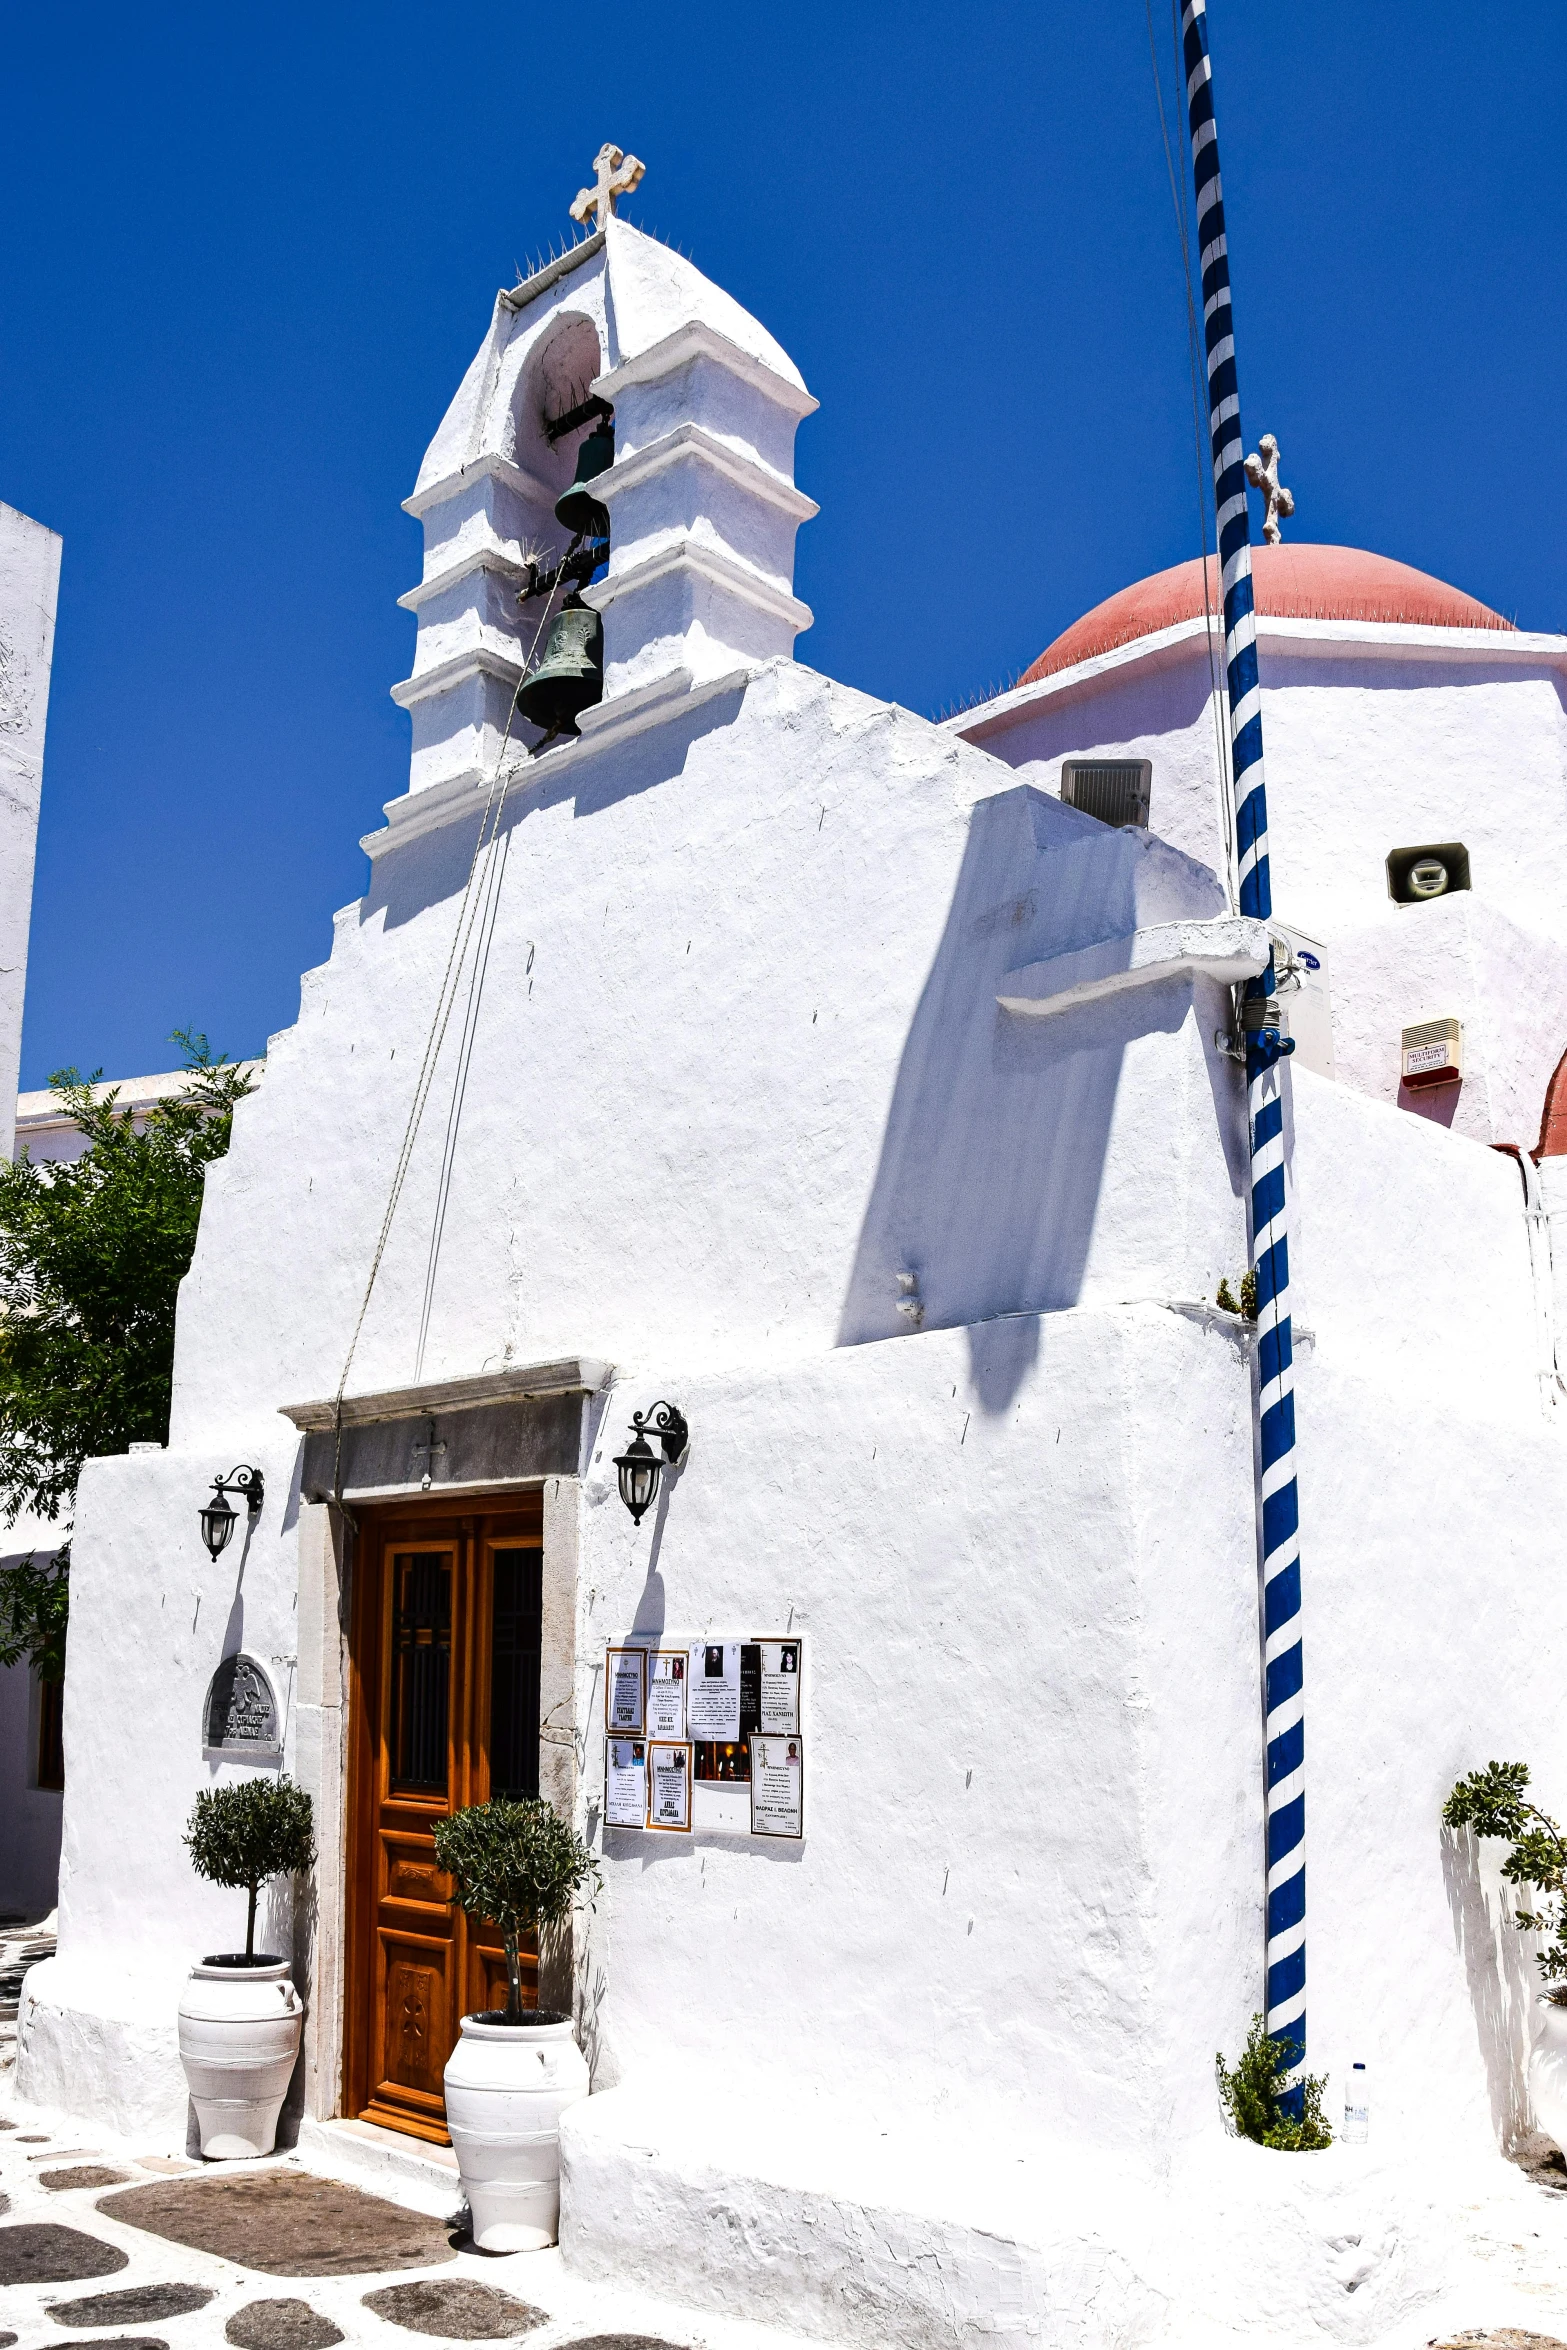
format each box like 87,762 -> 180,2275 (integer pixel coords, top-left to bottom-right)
1216,2014 -> 1333,2150
1215,1278 -> 1239,1315
433,1796 -> 600,2026
1443,1761 -> 1567,1991
184,1779 -> 316,1960
1216,1274 -> 1259,1323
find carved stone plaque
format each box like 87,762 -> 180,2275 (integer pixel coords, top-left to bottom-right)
204,1653 -> 280,1755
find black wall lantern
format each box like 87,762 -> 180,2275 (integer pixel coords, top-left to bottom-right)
200,1465 -> 265,1560
613,1403 -> 688,1525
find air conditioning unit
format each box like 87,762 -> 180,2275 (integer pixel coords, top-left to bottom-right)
1061,758 -> 1152,830
1401,1016 -> 1463,1090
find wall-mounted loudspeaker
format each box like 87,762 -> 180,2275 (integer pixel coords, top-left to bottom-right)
1387,842 -> 1470,905
1061,758 -> 1152,830
1401,1016 -> 1463,1090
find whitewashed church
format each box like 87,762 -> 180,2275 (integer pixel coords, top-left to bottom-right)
16,159 -> 1567,2348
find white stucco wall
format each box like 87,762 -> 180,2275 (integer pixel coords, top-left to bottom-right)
169,665 -> 1249,1433
956,626 -> 1567,1148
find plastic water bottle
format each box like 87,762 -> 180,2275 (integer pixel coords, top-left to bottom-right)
1343,2061 -> 1368,2144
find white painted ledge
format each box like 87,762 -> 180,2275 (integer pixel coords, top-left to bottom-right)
583,533 -> 813,634
361,664 -> 758,860
997,915 -> 1269,1018
599,421 -> 818,523
279,1356 -> 611,1433
593,317 -> 818,417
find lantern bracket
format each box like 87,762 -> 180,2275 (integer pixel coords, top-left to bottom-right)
212,1464 -> 266,1513
629,1402 -> 689,1465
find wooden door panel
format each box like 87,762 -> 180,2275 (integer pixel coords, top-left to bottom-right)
379,1830 -> 452,1916
345,1495 -> 546,2141
377,1933 -> 454,2107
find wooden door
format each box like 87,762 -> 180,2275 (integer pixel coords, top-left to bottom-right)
345,1495 -> 545,2141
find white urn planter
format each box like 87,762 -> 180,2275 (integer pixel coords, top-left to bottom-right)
178,1956 -> 303,2159
1531,1994 -> 1567,2153
444,2010 -> 589,2250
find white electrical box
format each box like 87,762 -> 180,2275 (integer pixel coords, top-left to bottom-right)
1401,1015 -> 1463,1090
1272,925 -> 1334,1080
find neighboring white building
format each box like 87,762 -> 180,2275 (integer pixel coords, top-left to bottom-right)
0,499 -> 61,1926
0,1064 -> 264,1923
15,211 -> 1567,2348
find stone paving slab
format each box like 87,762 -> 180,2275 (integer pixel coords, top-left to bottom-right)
99,2170 -> 457,2278
362,2278 -> 547,2337
48,2281 -> 217,2324
1434,2336 -> 1567,2348
226,2302 -> 346,2350
0,2218 -> 127,2282
47,2338 -> 169,2349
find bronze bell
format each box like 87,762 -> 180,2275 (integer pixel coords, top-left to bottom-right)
554,419 -> 614,539
515,593 -> 603,743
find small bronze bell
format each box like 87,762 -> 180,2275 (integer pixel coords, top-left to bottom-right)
515,593 -> 603,744
554,419 -> 614,539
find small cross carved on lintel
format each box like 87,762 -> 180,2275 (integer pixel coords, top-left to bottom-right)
570,144 -> 646,232
412,1416 -> 447,1491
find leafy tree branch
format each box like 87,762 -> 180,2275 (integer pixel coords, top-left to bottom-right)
0,1030 -> 251,1686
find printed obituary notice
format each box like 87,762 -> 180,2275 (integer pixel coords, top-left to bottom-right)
647,1650 -> 687,1740
606,1646 -> 646,1735
750,1734 -> 804,1838
605,1738 -> 648,1829
757,1639 -> 801,1734
687,1641 -> 741,1739
648,1740 -> 692,1832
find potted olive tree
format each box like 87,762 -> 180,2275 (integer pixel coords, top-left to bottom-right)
432,1795 -> 600,2250
1444,1761 -> 1567,2149
177,1778 -> 315,2159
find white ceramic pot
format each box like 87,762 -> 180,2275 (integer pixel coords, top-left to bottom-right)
444,2011 -> 589,2251
177,1956 -> 303,2159
1531,1994 -> 1567,2153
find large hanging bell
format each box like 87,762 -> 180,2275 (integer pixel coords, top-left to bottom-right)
554,419 -> 614,539
515,593 -> 603,743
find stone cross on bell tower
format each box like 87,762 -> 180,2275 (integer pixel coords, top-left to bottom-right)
1244,433 -> 1295,545
570,144 -> 646,231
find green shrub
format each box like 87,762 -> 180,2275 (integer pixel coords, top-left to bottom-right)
1444,1760 -> 1567,1988
432,1797 -> 599,2024
184,1778 -> 315,1960
1216,2014 -> 1333,2150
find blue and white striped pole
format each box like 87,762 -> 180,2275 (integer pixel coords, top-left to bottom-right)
1181,0 -> 1306,2099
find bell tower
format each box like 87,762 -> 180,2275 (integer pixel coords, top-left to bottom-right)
583,220 -> 818,708
391,168 -> 817,796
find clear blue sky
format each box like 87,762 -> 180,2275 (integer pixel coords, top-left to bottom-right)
3,2 -> 1561,1084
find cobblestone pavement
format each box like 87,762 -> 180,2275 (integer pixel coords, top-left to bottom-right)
0,2086 -> 838,2350
0,1917 -> 56,2080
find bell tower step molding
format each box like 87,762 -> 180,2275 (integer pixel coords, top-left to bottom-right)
359,663 -> 754,861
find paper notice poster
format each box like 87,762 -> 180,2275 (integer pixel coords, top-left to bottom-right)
750,1734 -> 803,1838
647,1650 -> 687,1740
647,1740 -> 692,1832
757,1639 -> 802,1734
606,1646 -> 646,1735
605,1737 -> 648,1828
687,1641 -> 741,1739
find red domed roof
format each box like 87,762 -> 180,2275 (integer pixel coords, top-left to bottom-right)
1022,543 -> 1513,685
